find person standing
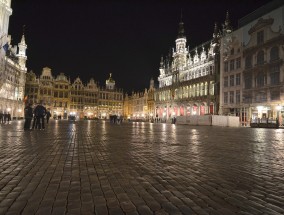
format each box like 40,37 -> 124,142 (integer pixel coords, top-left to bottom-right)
0,111 -> 3,124
33,102 -> 47,130
24,103 -> 33,130
3,112 -> 7,123
46,110 -> 51,124
7,112 -> 11,123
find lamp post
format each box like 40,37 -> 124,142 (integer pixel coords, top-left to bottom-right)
18,108 -> 22,120
276,105 -> 281,127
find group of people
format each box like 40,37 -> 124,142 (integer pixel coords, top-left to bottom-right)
109,115 -> 122,124
24,103 -> 51,130
0,112 -> 11,124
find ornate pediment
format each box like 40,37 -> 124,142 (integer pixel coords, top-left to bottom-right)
248,17 -> 274,35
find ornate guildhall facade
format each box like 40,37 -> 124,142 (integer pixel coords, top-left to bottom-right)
25,69 -> 123,119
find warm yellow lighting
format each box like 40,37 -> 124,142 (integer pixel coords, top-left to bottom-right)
257,106 -> 263,111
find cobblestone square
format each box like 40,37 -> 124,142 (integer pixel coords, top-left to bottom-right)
0,120 -> 284,215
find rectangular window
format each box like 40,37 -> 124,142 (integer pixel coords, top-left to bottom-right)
210,66 -> 214,74
270,65 -> 280,85
230,75 -> 234,86
236,57 -> 241,69
230,59 -> 235,71
224,77 -> 228,87
224,92 -> 228,104
257,31 -> 264,45
255,93 -> 267,102
236,90 -> 240,104
236,73 -> 241,85
245,56 -> 252,69
256,73 -> 265,87
244,74 -> 252,89
230,91 -> 234,103
224,62 -> 228,72
271,91 -> 280,101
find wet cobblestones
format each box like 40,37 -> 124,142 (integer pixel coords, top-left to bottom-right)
0,120 -> 284,214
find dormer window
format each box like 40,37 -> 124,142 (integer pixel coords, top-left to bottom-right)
257,31 -> 264,45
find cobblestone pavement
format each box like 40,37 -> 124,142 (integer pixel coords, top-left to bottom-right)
0,120 -> 284,215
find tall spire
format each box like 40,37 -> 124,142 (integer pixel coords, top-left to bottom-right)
223,11 -> 232,34
177,10 -> 185,38
17,25 -> 27,70
212,22 -> 220,54
20,25 -> 26,45
213,22 -> 219,43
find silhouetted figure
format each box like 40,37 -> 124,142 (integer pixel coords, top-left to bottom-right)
4,112 -> 7,123
46,110 -> 51,124
33,103 -> 47,129
0,112 -> 3,124
7,112 -> 11,123
24,103 -> 33,130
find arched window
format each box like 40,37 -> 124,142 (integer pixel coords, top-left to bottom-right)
257,50 -> 264,65
270,46 -> 279,61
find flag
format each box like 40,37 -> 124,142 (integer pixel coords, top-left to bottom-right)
2,43 -> 8,52
24,95 -> 28,104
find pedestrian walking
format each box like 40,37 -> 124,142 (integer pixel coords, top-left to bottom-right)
3,112 -> 7,123
33,102 -> 47,130
7,112 -> 11,123
32,114 -> 37,130
46,110 -> 51,124
24,103 -> 33,130
0,111 -> 3,124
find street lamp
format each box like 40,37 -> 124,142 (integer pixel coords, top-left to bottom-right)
18,108 -> 22,120
276,105 -> 282,126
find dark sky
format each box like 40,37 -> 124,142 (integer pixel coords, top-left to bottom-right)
9,0 -> 272,93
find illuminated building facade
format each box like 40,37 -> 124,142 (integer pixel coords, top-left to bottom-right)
98,73 -> 123,119
25,70 -> 122,119
220,1 -> 284,126
154,18 -> 222,121
0,0 -> 27,119
123,78 -> 155,121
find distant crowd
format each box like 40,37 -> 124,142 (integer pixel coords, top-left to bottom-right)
0,112 -> 11,124
24,103 -> 51,130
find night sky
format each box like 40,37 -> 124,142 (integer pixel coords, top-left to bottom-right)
9,0 -> 272,93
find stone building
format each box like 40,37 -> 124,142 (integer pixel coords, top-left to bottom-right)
25,70 -> 122,119
123,78 -> 155,121
98,73 -> 123,119
220,0 -> 284,126
0,0 -> 27,119
154,18 -> 223,121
